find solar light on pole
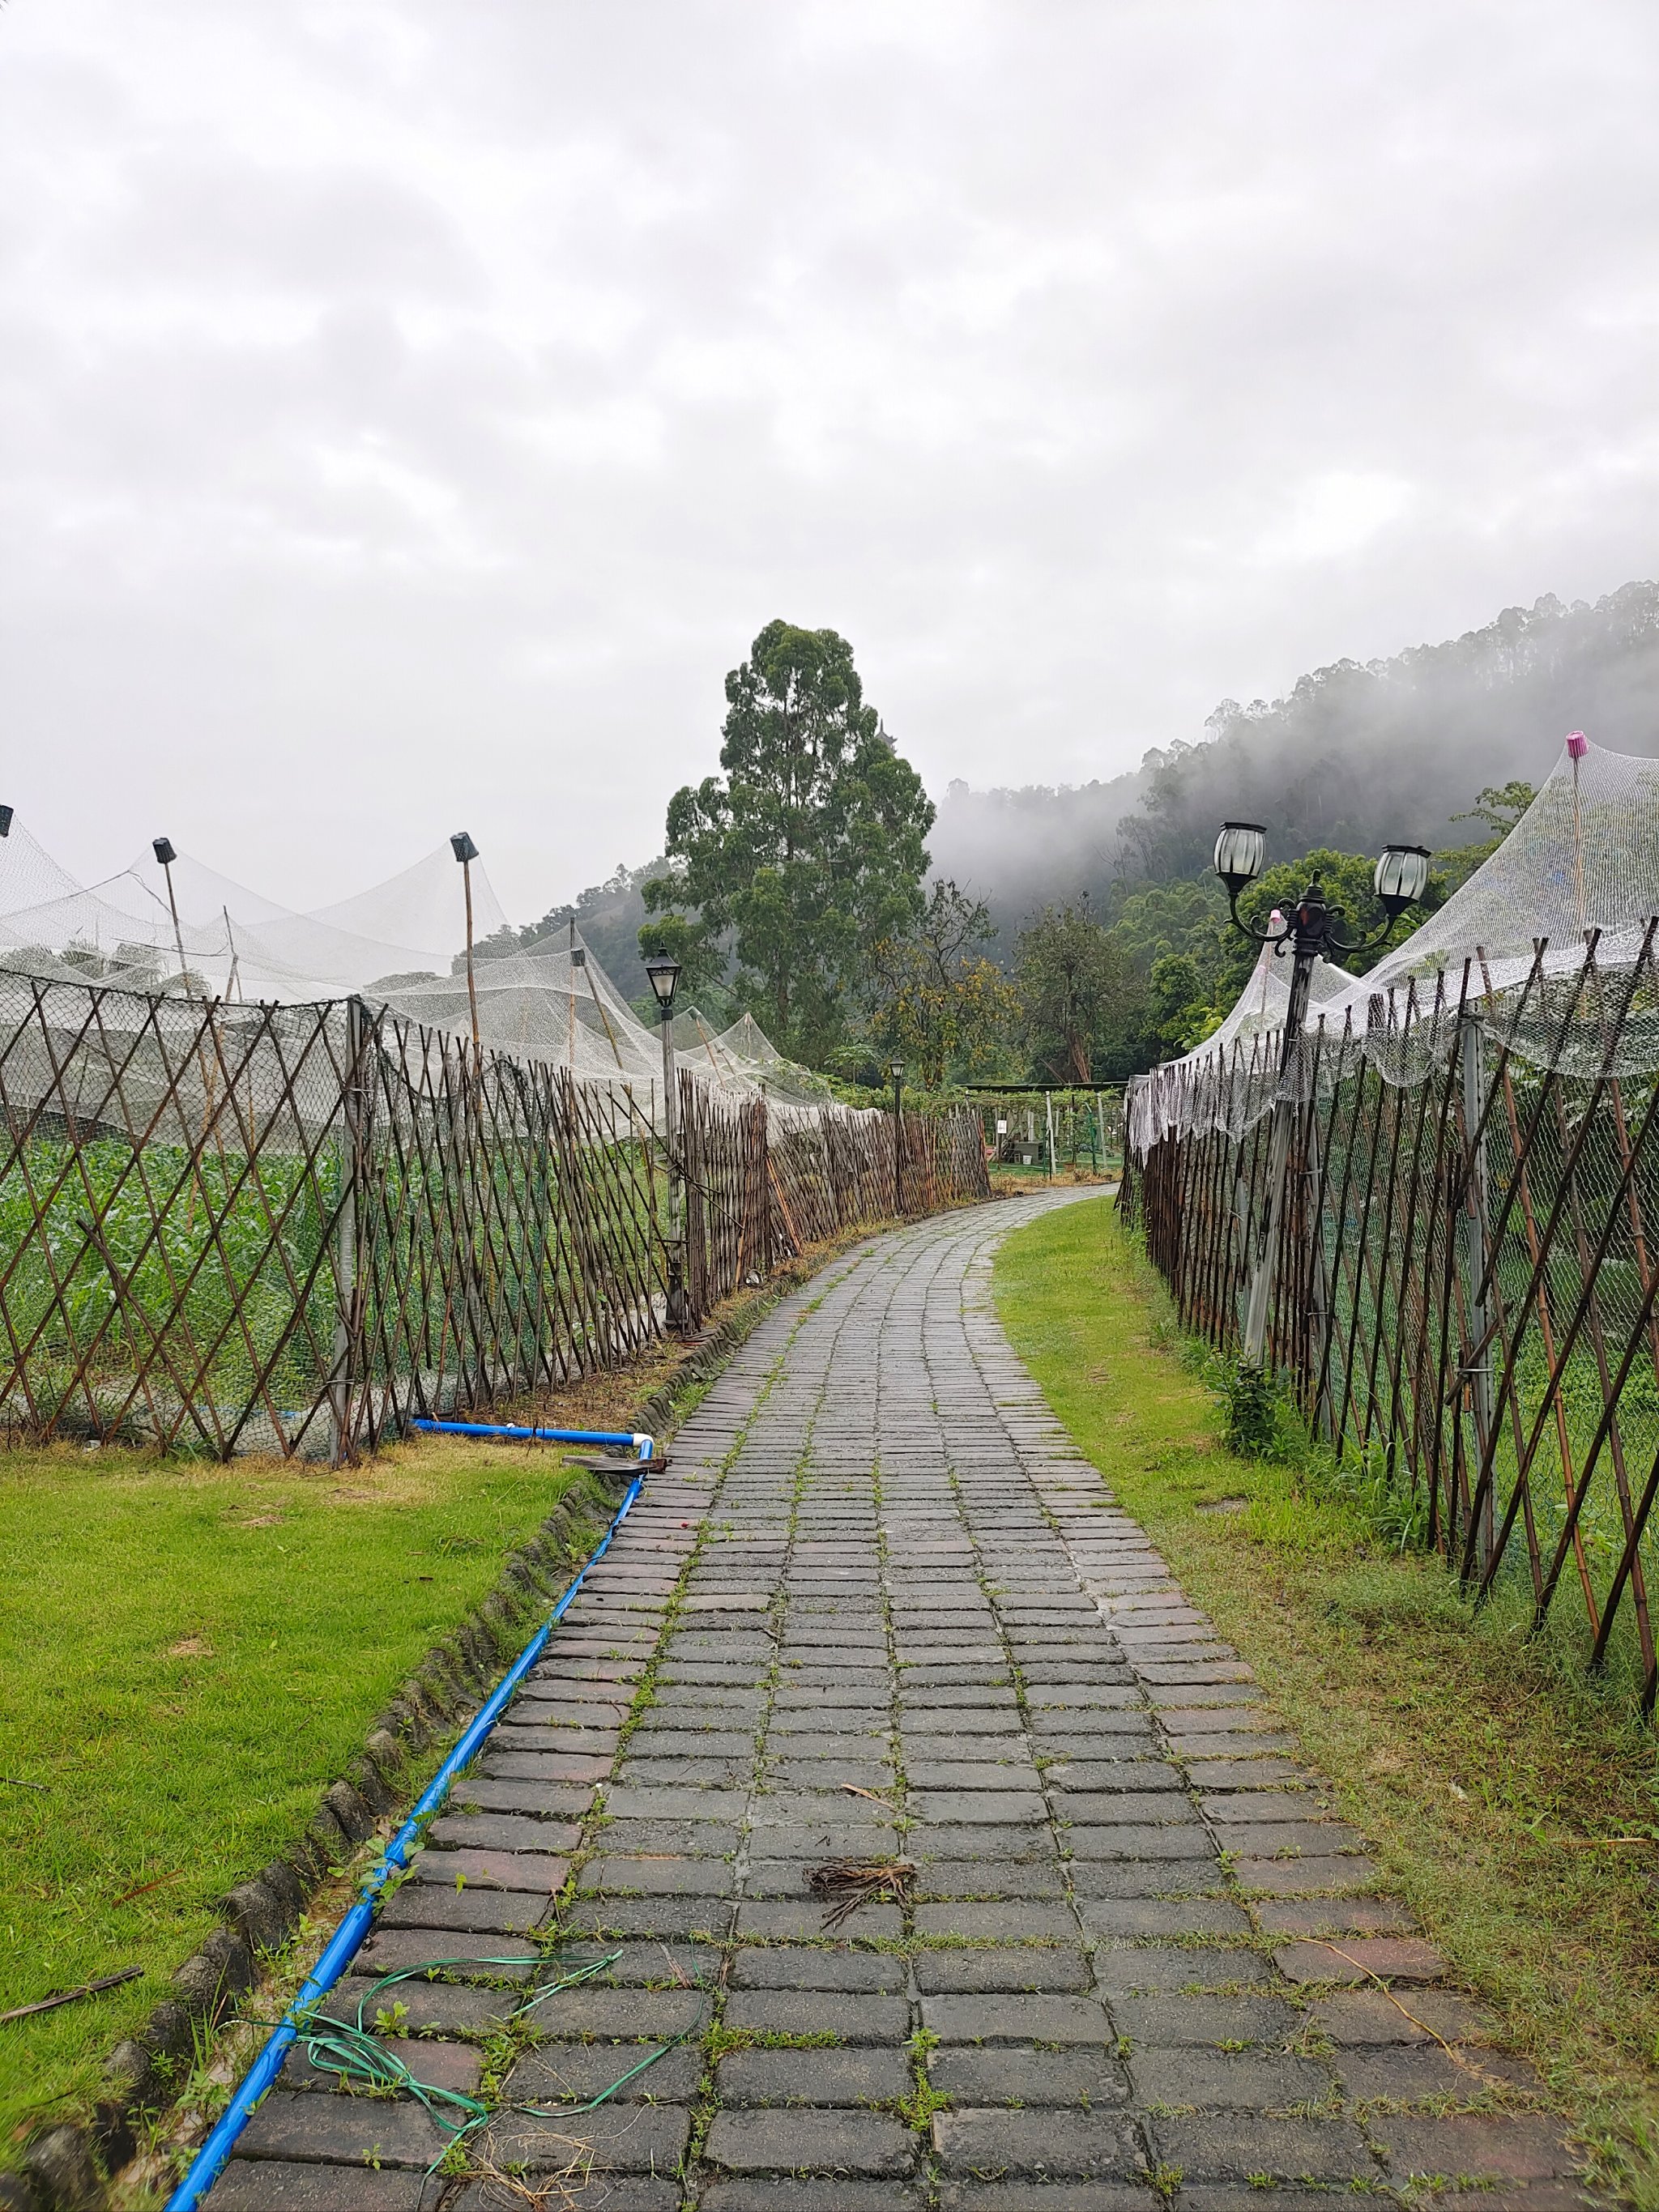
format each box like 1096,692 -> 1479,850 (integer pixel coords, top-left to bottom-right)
152,836 -> 191,991
450,832 -> 482,1058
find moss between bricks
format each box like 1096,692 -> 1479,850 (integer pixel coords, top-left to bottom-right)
19,1226 -> 886,2212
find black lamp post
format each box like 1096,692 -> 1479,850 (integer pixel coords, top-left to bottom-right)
644,953 -> 690,1332
889,1061 -> 905,1217
1213,825 -> 1431,1367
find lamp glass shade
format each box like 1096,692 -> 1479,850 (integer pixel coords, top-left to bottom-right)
1374,843 -> 1431,913
450,830 -> 479,864
643,953 -> 681,1008
1213,821 -> 1266,889
152,837 -> 177,867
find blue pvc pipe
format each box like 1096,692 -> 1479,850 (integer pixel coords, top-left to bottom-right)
164,1451 -> 651,2211
414,1417 -> 653,1456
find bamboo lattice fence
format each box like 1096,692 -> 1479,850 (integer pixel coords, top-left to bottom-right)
1122,933 -> 1659,1708
0,978 -> 989,1461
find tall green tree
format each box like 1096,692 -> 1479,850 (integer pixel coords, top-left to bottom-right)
1014,901 -> 1148,1085
642,621 -> 933,1066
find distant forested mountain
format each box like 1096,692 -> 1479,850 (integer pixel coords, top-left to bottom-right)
1115,581 -> 1659,892
514,580 -> 1659,991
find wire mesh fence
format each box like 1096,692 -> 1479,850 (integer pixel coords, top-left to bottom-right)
1122,934 -> 1659,1710
973,1089 -> 1124,1173
0,978 -> 989,1460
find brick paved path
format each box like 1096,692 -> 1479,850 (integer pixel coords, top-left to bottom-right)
220,1192 -> 1580,2212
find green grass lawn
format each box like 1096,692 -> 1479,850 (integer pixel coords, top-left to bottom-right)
994,1191 -> 1659,2208
0,1438 -> 601,2157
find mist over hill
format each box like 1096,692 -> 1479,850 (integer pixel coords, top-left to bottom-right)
518,580 -> 1659,986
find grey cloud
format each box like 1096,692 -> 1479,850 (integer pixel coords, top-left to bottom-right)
0,0 -> 1654,924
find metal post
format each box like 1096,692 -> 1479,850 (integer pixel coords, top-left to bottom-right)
328,997 -> 365,1466
1045,1090 -> 1056,1178
1460,1009 -> 1495,1571
660,1004 -> 689,1331
1241,941 -> 1316,1367
892,1067 -> 904,1216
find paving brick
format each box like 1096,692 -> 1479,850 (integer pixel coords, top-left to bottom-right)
1068,1860 -> 1225,1899
1332,2044 -> 1537,2102
322,1974 -> 512,2039
215,2164 -> 438,2210
922,1994 -> 1115,2044
1272,1935 -> 1450,1984
505,2042 -> 704,2101
705,2108 -> 915,2174
426,1812 -> 582,1853
930,2048 -> 1131,2107
915,1947 -> 1092,1993
407,1844 -> 568,1890
723,1990 -> 912,2042
1231,1855 -> 1380,1895
731,1945 -> 906,1991
915,1902 -> 1079,1940
934,2184 -> 1155,2212
353,1926 -> 539,1981
1252,1898 -> 1415,1938
702,2184 -> 926,2212
377,1883 -> 552,1934
737,1899 -> 905,1941
1110,1994 -> 1302,2048
1074,1899 -> 1250,1941
1128,2047 -> 1328,2108
234,2091 -> 447,2168
1307,1988 -> 1497,2045
716,2046 -> 914,2104
1151,2113 -> 1375,2181
1091,1943 -> 1267,1993
932,2108 -> 1142,2177
522,1987 -> 709,2039
578,1856 -> 734,1895
481,2104 -> 692,2172
1373,2115 -> 1576,2183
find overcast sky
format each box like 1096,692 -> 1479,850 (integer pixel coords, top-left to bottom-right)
2,1 -> 1655,922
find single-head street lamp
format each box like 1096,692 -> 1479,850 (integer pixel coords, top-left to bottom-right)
889,1061 -> 905,1218
644,952 -> 690,1335
644,953 -> 681,1015
1213,820 -> 1431,1370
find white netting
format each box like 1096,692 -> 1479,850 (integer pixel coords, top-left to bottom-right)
0,824 -> 846,1133
1129,737 -> 1659,1157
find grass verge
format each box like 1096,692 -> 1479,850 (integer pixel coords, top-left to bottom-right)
0,1434 -> 605,2154
992,1190 -> 1659,2207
